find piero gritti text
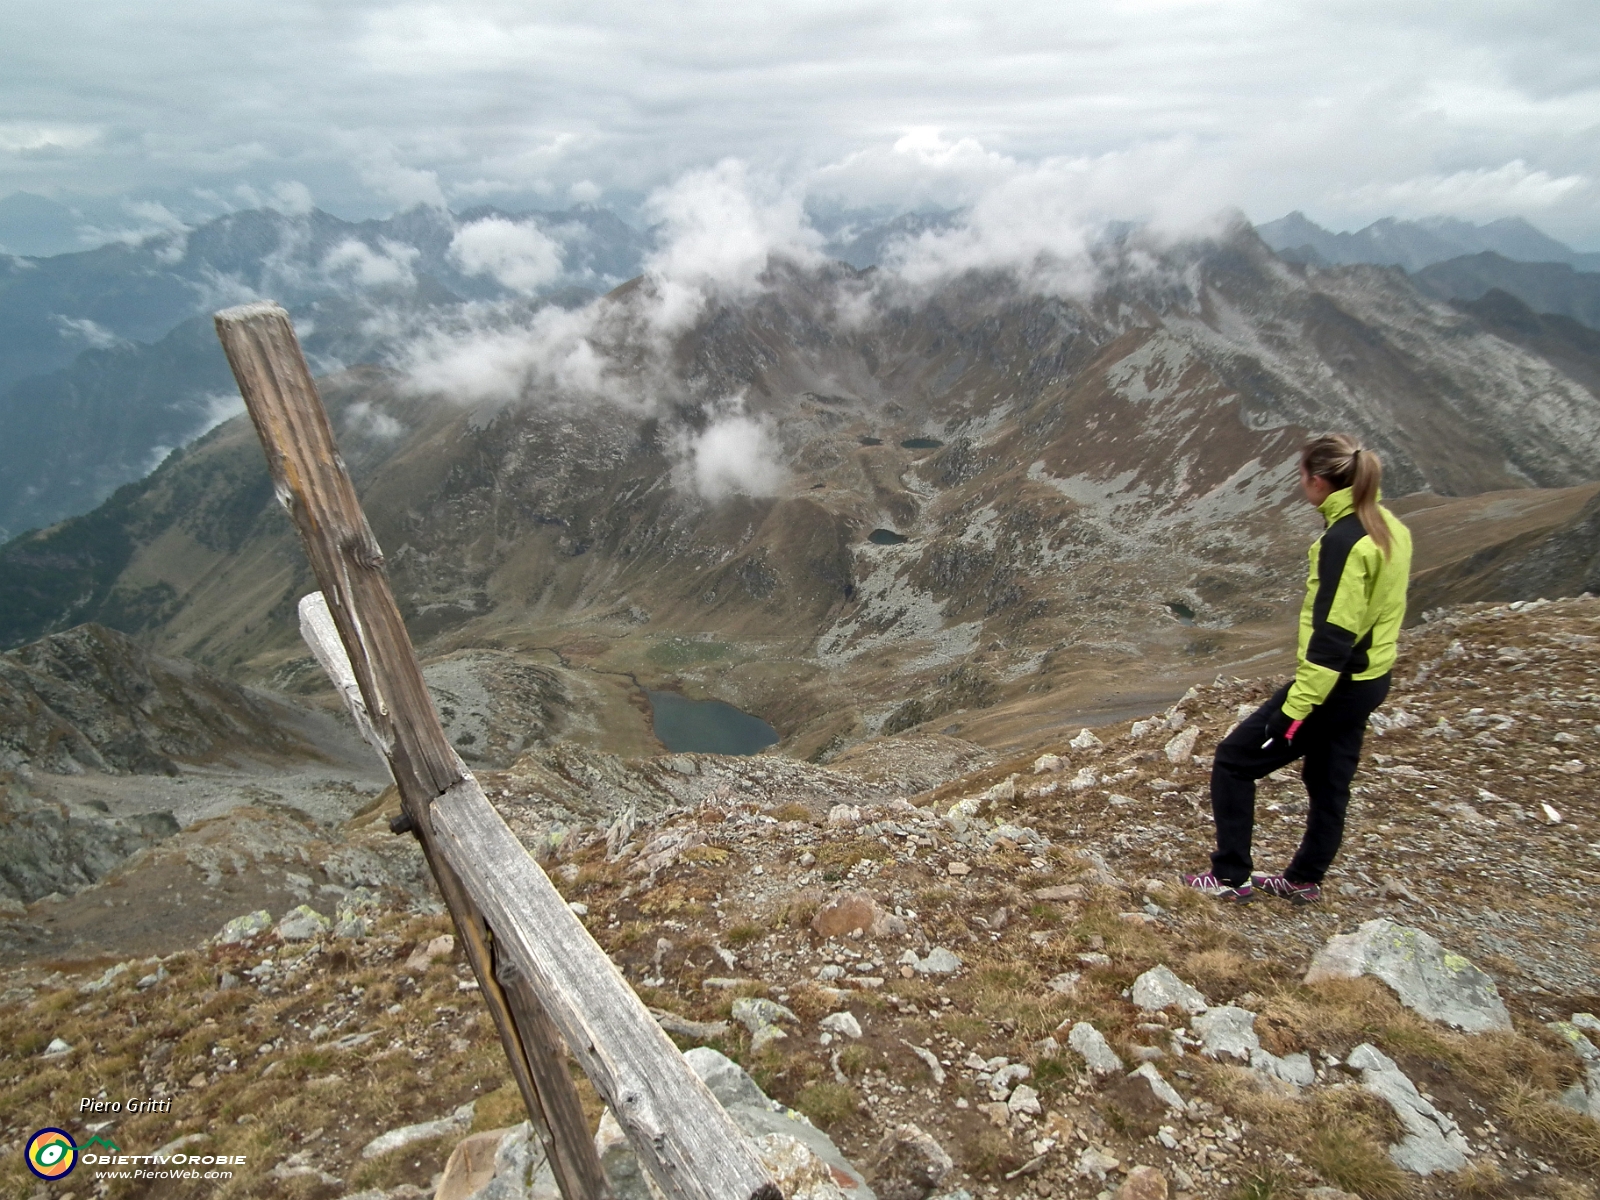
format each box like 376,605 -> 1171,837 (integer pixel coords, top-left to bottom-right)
79,1095 -> 173,1115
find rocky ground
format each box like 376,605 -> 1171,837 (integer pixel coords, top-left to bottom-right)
1,596 -> 1597,1200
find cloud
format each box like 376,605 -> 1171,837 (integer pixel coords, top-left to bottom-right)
678,399 -> 787,502
0,122 -> 100,153
321,237 -> 419,289
641,160 -> 822,333
449,217 -> 564,294
1338,160 -> 1593,221
51,314 -> 123,349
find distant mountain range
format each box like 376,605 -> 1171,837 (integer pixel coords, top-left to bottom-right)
1256,211 -> 1600,273
3,199 -> 1598,549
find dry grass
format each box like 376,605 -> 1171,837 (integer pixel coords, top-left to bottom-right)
792,1081 -> 858,1129
1305,1122 -> 1409,1200
1501,1083 -> 1600,1172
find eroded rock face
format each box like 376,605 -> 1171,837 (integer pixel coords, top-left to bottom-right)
0,624 -> 301,775
1306,918 -> 1512,1032
0,789 -> 177,903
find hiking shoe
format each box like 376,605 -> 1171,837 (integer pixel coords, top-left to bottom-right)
1251,873 -> 1322,905
1181,871 -> 1252,903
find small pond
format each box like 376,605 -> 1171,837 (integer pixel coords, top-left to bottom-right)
900,437 -> 944,450
1166,601 -> 1196,625
646,690 -> 779,756
868,528 -> 910,545
857,436 -> 883,446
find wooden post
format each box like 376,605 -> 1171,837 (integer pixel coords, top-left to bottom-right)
214,302 -> 780,1200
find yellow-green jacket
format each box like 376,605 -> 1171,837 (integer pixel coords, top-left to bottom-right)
1283,487 -> 1412,720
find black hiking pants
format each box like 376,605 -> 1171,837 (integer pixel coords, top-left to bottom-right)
1209,673 -> 1391,886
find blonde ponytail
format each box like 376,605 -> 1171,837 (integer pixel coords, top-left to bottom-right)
1301,434 -> 1393,557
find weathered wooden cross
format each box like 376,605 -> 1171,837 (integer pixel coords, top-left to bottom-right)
214,302 -> 780,1200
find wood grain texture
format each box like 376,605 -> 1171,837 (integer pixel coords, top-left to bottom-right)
431,780 -> 782,1200
217,304 -> 615,1200
218,303 -> 775,1200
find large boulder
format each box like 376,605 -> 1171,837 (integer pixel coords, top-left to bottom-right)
1305,919 -> 1511,1032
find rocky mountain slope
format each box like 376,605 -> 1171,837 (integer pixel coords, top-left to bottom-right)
4,222 -> 1599,764
0,595 -> 1594,1200
1414,256 -> 1600,333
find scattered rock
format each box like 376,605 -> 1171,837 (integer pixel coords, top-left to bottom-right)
78,961 -> 129,994
945,861 -> 970,877
827,804 -> 863,828
988,1063 -> 1030,1100
1303,1190 -> 1361,1200
1163,727 -> 1199,763
910,947 -> 962,975
276,904 -> 332,942
215,910 -> 272,944
1069,728 -> 1103,751
360,1102 -> 475,1159
1549,1020 -> 1600,1119
1030,884 -> 1085,903
1130,965 -> 1208,1015
1128,1064 -> 1184,1111
1305,918 -> 1512,1032
820,1011 -> 862,1039
755,1132 -> 851,1200
1032,754 -> 1063,774
1191,1006 -> 1259,1061
732,997 -> 798,1052
811,892 -> 887,939
903,1041 -> 946,1085
42,1037 -> 71,1057
1067,1022 -> 1124,1074
1075,1147 -> 1121,1179
1346,1043 -> 1470,1174
1006,1084 -> 1041,1117
1116,1165 -> 1169,1200
405,933 -> 455,972
866,1124 -> 954,1200
649,1009 -> 730,1042
1068,767 -> 1098,792
434,1122 -> 551,1200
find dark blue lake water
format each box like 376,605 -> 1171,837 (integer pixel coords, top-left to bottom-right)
646,690 -> 779,755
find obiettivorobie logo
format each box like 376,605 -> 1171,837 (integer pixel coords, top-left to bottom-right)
26,1128 -> 76,1180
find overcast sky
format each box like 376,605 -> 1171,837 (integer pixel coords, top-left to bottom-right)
3,0 -> 1598,245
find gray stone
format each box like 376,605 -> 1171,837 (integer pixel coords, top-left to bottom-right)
435,1122 -> 557,1200
913,947 -> 962,975
1069,729 -> 1102,751
732,996 -> 798,1052
1549,1022 -> 1600,1119
1346,1043 -> 1470,1174
1305,919 -> 1511,1032
360,1102 -> 475,1159
1191,1006 -> 1259,1062
214,910 -> 272,945
866,1123 -> 955,1200
1068,1022 -> 1124,1074
1130,965 -> 1208,1015
1251,1049 -> 1315,1088
682,1045 -> 772,1111
679,1048 -> 875,1198
1128,1063 -> 1184,1111
1006,1084 -> 1041,1116
820,1011 -> 862,1039
988,1063 -> 1030,1100
42,1037 -> 71,1056
276,904 -> 332,942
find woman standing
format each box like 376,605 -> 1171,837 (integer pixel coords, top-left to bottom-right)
1184,434 -> 1412,904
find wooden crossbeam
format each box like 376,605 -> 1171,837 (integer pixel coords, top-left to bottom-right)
214,302 -> 779,1200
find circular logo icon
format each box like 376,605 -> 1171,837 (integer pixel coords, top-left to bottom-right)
26,1128 -> 77,1179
